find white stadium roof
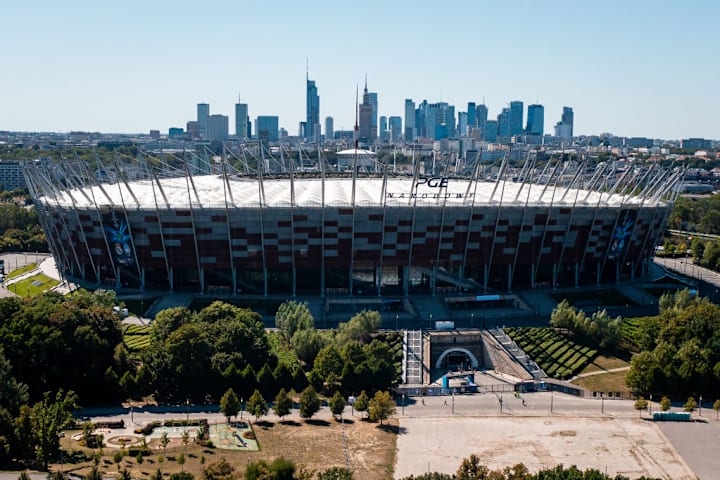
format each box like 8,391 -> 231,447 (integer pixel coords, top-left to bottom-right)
42,175 -> 657,209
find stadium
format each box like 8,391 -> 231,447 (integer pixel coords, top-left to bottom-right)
23,152 -> 680,300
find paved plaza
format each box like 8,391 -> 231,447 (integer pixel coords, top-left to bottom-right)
395,392 -> 705,479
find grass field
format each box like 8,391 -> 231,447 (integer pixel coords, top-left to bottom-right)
56,417 -> 397,480
7,273 -> 59,297
504,327 -> 598,380
571,369 -> 631,396
4,262 -> 37,280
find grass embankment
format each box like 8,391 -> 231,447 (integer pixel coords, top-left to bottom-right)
5,262 -> 37,280
124,324 -> 152,352
7,273 -> 59,297
504,327 -> 597,379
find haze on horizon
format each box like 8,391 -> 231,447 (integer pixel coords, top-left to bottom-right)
1,0 -> 718,140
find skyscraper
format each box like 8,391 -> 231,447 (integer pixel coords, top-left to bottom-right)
197,103 -> 209,139
467,103 -> 476,134
476,104 -> 488,139
306,74 -> 320,140
207,114 -> 229,143
389,116 -> 402,142
235,101 -> 248,139
497,108 -> 510,138
562,107 -> 574,137
325,116 -> 334,141
509,101 -> 524,136
485,120 -> 498,143
256,116 -> 279,143
526,104 -> 544,136
359,80 -> 375,142
404,99 -> 416,141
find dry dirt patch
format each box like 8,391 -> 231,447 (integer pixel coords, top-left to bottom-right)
395,416 -> 694,479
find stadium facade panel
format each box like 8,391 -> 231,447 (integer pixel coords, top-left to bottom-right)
24,156 -> 680,296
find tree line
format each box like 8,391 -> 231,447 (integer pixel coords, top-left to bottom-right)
625,290 -> 720,398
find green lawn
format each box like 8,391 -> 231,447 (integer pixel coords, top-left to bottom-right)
7,273 -> 59,297
504,327 -> 598,380
5,262 -> 38,280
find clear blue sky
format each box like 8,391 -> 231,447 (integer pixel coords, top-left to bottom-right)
2,0 -> 718,139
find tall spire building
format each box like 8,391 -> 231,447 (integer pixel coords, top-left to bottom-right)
306,66 -> 320,141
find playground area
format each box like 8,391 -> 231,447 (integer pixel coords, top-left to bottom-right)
209,421 -> 258,451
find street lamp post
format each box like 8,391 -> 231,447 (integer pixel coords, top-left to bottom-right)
550,392 -> 554,413
451,393 -> 455,414
396,314 -> 399,331
471,313 -> 474,328
699,395 -> 703,416
601,395 -> 605,414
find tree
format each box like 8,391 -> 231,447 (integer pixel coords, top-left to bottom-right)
354,391 -> 369,419
203,458 -> 236,480
316,467 -> 353,480
49,471 -> 68,480
713,399 -> 720,420
455,454 -> 489,480
119,469 -> 131,480
178,452 -> 186,471
299,386 -> 321,420
329,391 -> 346,419
31,389 -> 78,468
160,432 -> 170,460
170,473 -> 195,480
310,345 -> 343,389
113,450 -> 125,471
368,391 -> 396,425
220,388 -> 240,425
684,396 -> 697,413
626,352 -> 659,395
276,300 -> 315,340
660,396 -> 672,411
247,389 -> 268,422
273,388 -> 293,420
634,396 -> 648,417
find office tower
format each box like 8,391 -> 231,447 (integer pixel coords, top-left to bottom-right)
256,116 -> 279,143
497,108 -> 510,138
467,103 -> 476,133
207,114 -> 229,143
235,101 -> 248,139
562,107 -> 574,137
368,92 -> 378,133
554,122 -> 572,139
485,120 -> 498,142
197,103 -> 209,138
389,116 -> 402,142
325,116 -> 334,141
526,104 -> 544,136
379,116 -> 388,142
404,99 -> 416,141
186,121 -> 200,140
306,74 -> 320,140
509,101 -> 524,136
359,80 -> 374,142
168,127 -> 184,139
475,104 -> 488,139
458,112 -> 468,137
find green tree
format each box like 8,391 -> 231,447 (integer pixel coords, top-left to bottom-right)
203,457 -> 235,480
354,391 -> 369,419
160,431 -> 170,459
247,389 -> 268,422
256,363 -> 277,399
113,450 -> 125,471
455,454 -> 489,480
220,387 -> 240,425
170,473 -> 195,480
178,452 -> 186,471
292,328 -> 325,365
713,399 -> 720,420
684,396 -> 697,413
626,351 -> 658,394
83,466 -> 102,480
368,391 -> 396,425
634,396 -> 648,417
335,310 -> 382,345
316,467 -> 353,480
273,388 -> 293,420
310,345 -> 343,389
660,396 -> 672,411
299,386 -> 320,420
329,391 -> 346,419
276,300 -> 315,340
31,389 -> 78,468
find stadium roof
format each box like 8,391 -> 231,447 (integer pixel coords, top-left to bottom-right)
41,175 -> 657,209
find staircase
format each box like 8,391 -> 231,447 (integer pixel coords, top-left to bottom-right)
488,327 -> 546,380
403,330 -> 423,384
410,296 -> 452,326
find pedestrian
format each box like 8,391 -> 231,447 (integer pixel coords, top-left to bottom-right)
422,398 -> 425,406
444,399 -> 447,406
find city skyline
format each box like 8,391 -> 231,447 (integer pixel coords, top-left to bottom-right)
1,1 -> 718,139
